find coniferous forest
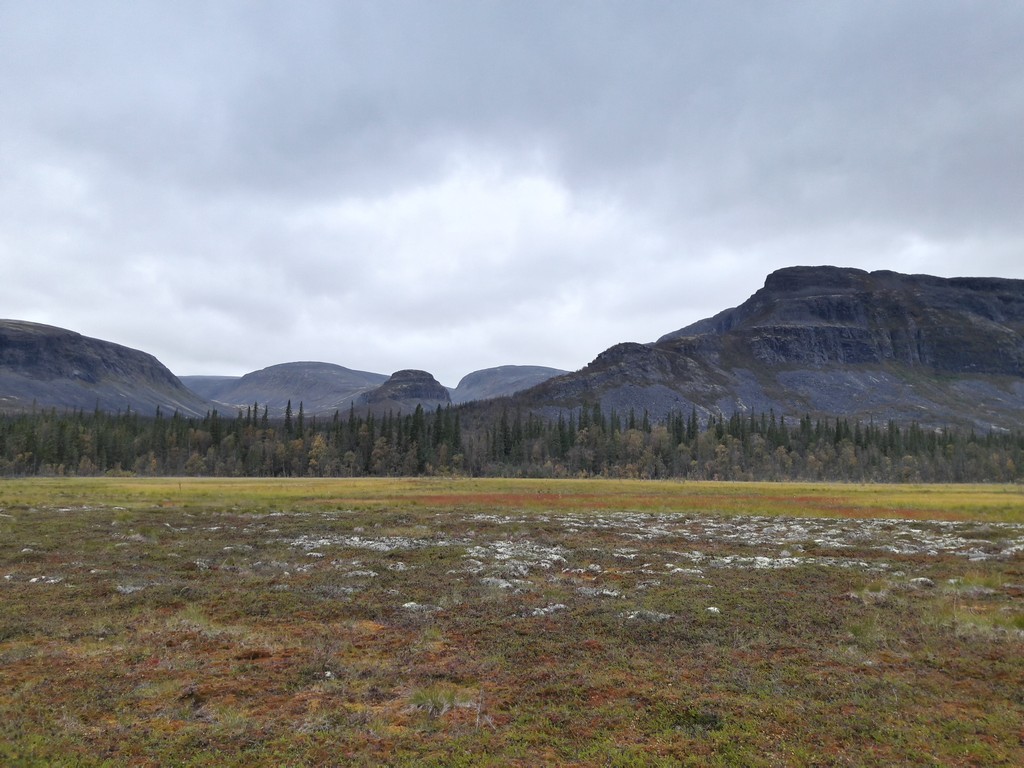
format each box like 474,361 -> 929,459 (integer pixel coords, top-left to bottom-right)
2,402 -> 1022,483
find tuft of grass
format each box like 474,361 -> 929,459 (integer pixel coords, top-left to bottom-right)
407,684 -> 471,719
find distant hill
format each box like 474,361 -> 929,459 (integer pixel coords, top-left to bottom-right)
449,365 -> 567,404
182,364 -> 568,415
0,320 -> 211,416
511,266 -> 1024,430
181,362 -> 388,416
358,369 -> 451,414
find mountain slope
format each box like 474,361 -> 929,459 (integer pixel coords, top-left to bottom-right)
183,362 -> 389,416
449,365 -> 567,404
0,320 -> 211,416
513,267 -> 1024,430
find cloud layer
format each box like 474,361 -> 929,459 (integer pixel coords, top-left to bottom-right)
3,1 -> 1022,385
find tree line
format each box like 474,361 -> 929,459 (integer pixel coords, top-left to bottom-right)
0,401 -> 1021,483
475,404 -> 1022,483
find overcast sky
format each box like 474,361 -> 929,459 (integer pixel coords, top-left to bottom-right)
2,1 -> 1022,386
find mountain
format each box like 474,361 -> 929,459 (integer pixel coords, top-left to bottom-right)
182,364 -> 568,415
0,320 -> 211,416
358,369 -> 450,413
180,362 -> 388,416
5,266 -> 1023,430
449,365 -> 567,404
512,266 -> 1024,430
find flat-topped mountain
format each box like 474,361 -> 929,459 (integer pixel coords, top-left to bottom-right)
659,266 -> 1024,374
514,267 -> 1024,430
0,320 -> 210,416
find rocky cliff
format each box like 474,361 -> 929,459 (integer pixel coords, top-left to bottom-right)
516,267 -> 1024,430
662,266 -> 1024,374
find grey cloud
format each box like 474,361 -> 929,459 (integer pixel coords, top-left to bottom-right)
2,1 -> 1023,385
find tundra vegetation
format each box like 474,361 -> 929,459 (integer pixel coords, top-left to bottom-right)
1,477 -> 1023,766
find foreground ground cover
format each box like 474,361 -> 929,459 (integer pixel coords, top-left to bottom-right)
1,478 -> 1023,766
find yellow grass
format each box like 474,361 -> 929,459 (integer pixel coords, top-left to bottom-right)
2,476 -> 1022,522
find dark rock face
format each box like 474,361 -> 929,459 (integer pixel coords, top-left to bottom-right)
0,320 -> 211,416
361,370 -> 451,412
662,266 -> 1024,375
516,267 -> 1024,430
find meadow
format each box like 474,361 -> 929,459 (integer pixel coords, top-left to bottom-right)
2,478 -> 1023,766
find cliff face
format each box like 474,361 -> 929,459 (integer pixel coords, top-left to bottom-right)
518,267 -> 1024,430
662,266 -> 1024,374
0,320 -> 211,416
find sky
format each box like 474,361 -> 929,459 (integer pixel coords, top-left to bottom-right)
2,1 -> 1023,387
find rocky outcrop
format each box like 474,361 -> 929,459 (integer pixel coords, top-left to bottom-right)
360,370 -> 451,413
0,320 -> 211,416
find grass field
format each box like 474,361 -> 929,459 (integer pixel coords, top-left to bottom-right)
2,478 -> 1023,766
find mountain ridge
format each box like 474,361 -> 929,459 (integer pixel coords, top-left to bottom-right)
181,362 -> 389,415
659,267 -> 1024,376
511,266 -> 1024,430
3,265 -> 1023,429
0,321 -> 568,417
